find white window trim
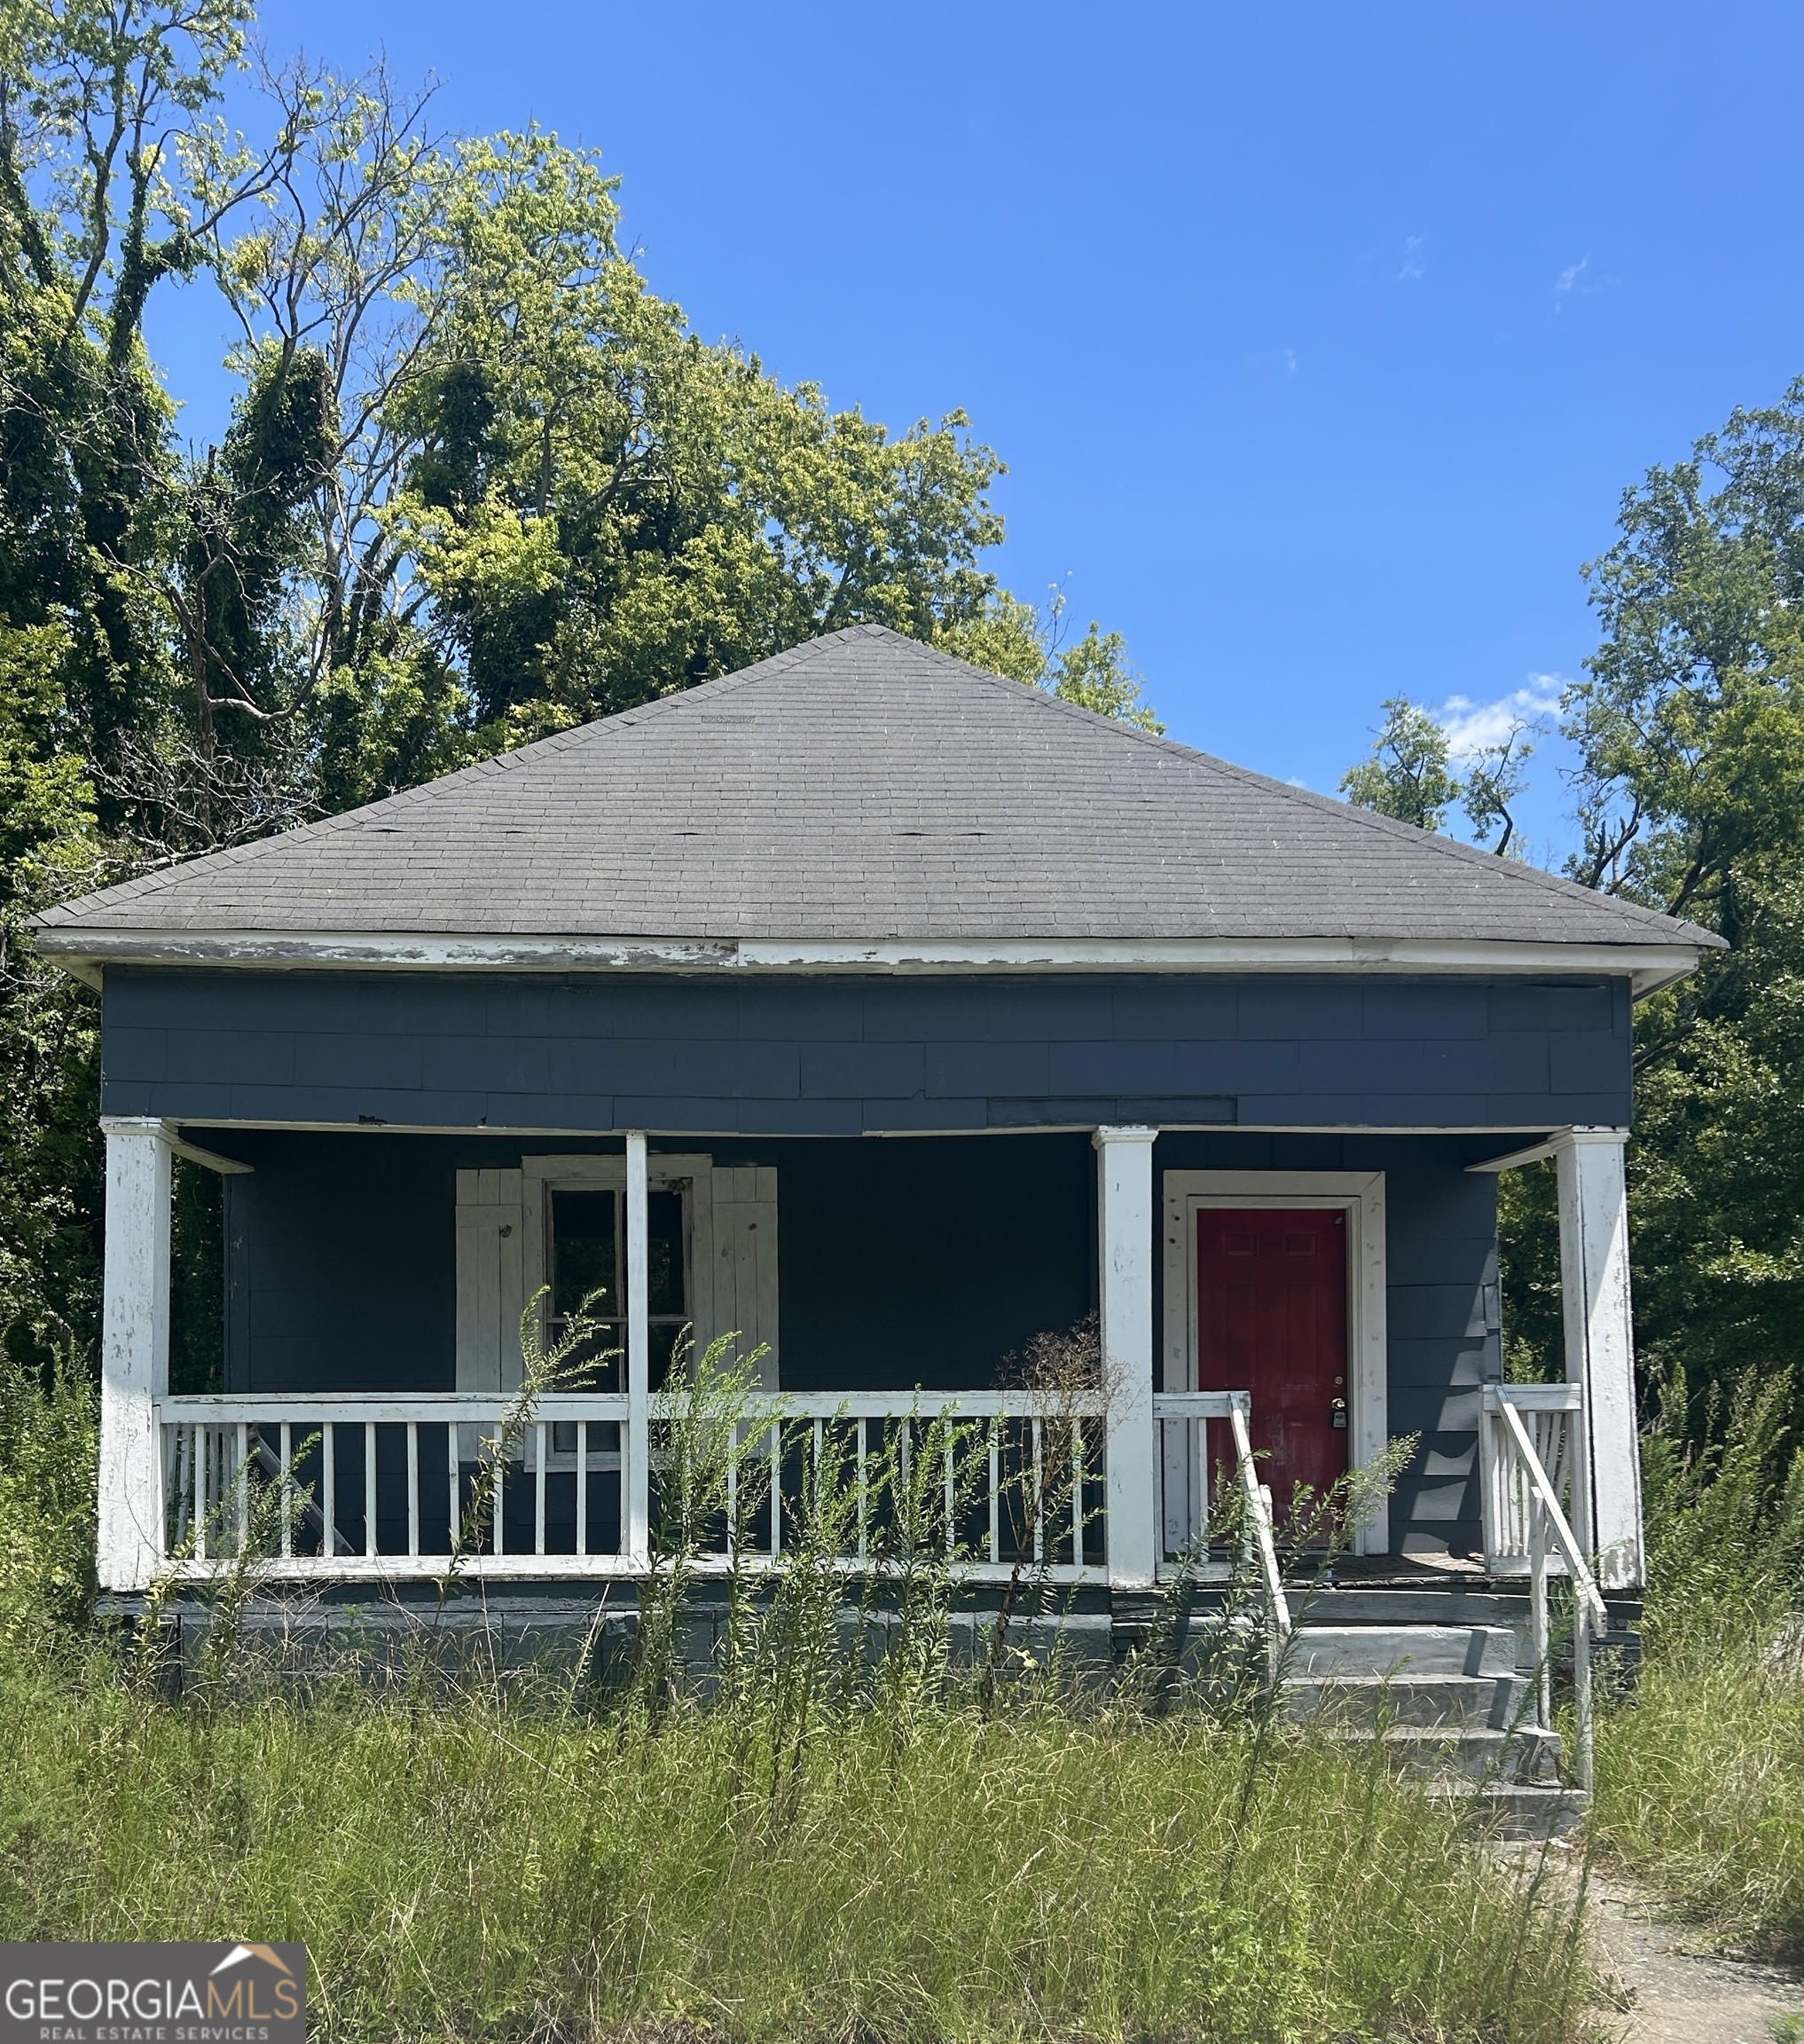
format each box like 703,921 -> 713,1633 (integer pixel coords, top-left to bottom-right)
521,1152 -> 716,1371
1160,1168 -> 1389,1556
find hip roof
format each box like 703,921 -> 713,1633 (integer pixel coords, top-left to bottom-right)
35,625 -> 1717,978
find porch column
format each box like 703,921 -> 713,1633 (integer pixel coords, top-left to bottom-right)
1096,1124 -> 1158,1588
98,1115 -> 174,1593
1554,1128 -> 1643,1590
624,1129 -> 652,1568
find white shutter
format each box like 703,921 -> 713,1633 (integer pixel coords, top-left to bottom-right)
708,1165 -> 779,1388
455,1167 -> 527,1391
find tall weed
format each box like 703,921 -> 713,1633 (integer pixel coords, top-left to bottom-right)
0,1345 -> 94,1643
1594,1364 -> 1804,1953
0,1337 -> 1598,2040
0,1658 -> 1592,2044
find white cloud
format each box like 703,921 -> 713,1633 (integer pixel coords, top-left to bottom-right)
1279,347 -> 1298,378
1398,235 -> 1426,282
1435,678 -> 1564,759
1553,256 -> 1589,309
1551,257 -> 1619,311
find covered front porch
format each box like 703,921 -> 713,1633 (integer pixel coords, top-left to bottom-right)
95,1116 -> 1635,1616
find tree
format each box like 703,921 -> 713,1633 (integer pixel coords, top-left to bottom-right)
940,587 -> 1163,732
1334,389 -> 1804,1430
0,0 -> 1158,1368
1339,696 -> 1461,829
1548,384 -> 1804,1416
1340,695 -> 1541,853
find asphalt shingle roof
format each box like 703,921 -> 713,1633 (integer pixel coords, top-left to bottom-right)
35,626 -> 1715,952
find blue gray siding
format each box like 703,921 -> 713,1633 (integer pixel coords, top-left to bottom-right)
208,1130 -> 1094,1399
105,968 -> 1633,1133
203,1125 -> 1496,1554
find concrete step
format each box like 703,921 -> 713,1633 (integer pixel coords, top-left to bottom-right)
1282,1672 -> 1534,1731
1288,1587 -> 1534,1628
1429,1782 -> 1589,1841
1325,1725 -> 1562,1785
1287,1623 -> 1519,1679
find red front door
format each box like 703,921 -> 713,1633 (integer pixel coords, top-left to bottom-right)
1196,1208 -> 1349,1526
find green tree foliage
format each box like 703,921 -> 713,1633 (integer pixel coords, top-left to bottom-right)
1339,695 -> 1539,851
1561,384 -> 1804,1417
0,622 -> 101,1370
1340,697 -> 1461,829
940,589 -> 1164,732
0,3 -> 1157,1366
1393,383 -> 1804,1437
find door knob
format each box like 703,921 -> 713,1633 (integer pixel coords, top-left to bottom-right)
1329,1398 -> 1348,1430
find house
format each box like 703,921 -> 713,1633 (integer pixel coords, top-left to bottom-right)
35,625 -> 1714,1668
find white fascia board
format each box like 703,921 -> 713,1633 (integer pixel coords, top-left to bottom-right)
91,1112 -> 1626,1144
102,1115 -> 1626,1143
35,926 -> 1704,994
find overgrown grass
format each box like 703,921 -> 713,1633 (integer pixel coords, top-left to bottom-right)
0,1657 -> 1591,2044
0,1344 -> 1596,2043
0,1341 -> 94,1644
1592,1367 -> 1804,1956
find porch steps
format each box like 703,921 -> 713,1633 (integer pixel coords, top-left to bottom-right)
1279,1618 -> 1586,1838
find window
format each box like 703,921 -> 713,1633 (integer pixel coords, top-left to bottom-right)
548,1183 -> 689,1390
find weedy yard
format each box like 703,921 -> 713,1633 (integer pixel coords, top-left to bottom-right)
1591,1372 -> 1804,1961
0,1347 -> 1603,2044
0,1663 -> 1595,2044
1,1349 -> 1800,2044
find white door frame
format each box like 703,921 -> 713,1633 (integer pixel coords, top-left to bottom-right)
1160,1168 -> 1389,1556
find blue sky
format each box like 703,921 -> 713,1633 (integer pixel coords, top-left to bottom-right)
149,1 -> 1804,862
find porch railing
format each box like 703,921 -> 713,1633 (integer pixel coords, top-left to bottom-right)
153,1386 -> 1291,1615
160,1395 -> 632,1579
1479,1381 -> 1607,1788
153,1389 -> 1111,1585
1152,1390 -> 1290,1637
1478,1381 -> 1585,1577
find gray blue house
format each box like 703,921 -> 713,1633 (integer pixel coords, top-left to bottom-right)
35,625 -> 1714,1633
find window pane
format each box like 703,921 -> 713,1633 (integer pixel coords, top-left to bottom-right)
552,1190 -> 617,1323
647,1190 -> 686,1317
648,1320 -> 686,1390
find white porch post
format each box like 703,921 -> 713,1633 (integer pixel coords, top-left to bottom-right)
1096,1125 -> 1158,1588
1554,1128 -> 1643,1590
98,1115 -> 174,1592
624,1129 -> 652,1568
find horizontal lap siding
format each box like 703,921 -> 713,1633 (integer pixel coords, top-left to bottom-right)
213,1129 -> 1092,1398
104,969 -> 1633,1133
